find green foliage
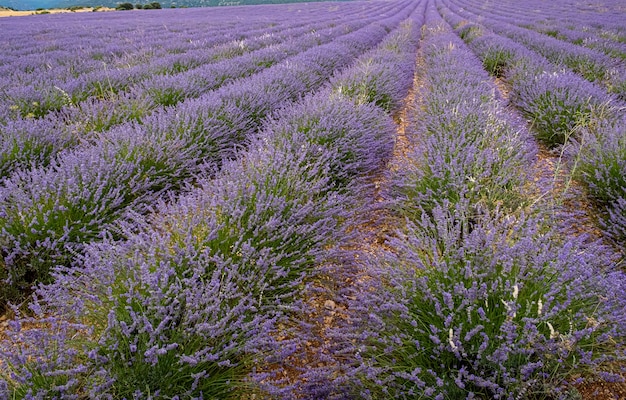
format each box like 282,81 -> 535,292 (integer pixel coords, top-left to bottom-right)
395,110 -> 530,221
578,134 -> 626,207
575,120 -> 626,242
115,2 -> 133,10
455,23 -> 484,43
482,47 -> 513,77
333,64 -> 395,111
146,86 -> 185,106
511,71 -> 616,148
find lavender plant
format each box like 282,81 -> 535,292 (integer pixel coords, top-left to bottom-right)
469,38 -> 516,78
345,203 -> 626,399
511,69 -> 618,147
393,115 -> 531,221
0,117 -> 77,179
0,127 -> 198,311
575,117 -> 626,244
261,92 -> 396,188
331,18 -> 421,112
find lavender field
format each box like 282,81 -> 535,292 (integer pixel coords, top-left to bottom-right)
0,0 -> 625,398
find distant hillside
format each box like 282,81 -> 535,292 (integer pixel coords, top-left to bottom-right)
2,0 -> 343,10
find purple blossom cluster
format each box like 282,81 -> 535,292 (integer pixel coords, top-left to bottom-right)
510,69 -> 619,147
346,202 -> 626,399
330,9 -> 425,112
574,116 -> 626,245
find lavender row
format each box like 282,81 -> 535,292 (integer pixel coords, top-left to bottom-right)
450,0 -> 626,45
0,80 -> 399,400
0,1 -> 384,78
472,0 -> 626,60
0,5 -> 383,122
438,0 -> 621,146
0,29 -> 283,124
0,18 -> 279,110
0,1 -> 416,313
445,0 -> 626,50
388,15 -> 534,220
330,12 -> 423,113
574,117 -> 626,245
328,8 -> 626,399
0,21 -> 310,117
1,20 -> 271,83
0,11 -> 388,178
524,21 -> 626,63
444,0 -> 626,100
438,1 -> 626,247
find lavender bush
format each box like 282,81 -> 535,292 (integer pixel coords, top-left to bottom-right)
330,17 -> 422,112
0,117 -> 77,179
575,117 -> 626,244
345,203 -> 626,399
511,69 -> 619,147
0,128 -> 194,311
260,92 -> 396,188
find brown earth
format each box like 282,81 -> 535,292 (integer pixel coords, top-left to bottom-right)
0,7 -> 114,17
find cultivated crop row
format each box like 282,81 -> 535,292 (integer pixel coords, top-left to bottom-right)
443,0 -> 626,100
314,5 -> 625,398
445,0 -> 626,61
437,0 -> 626,254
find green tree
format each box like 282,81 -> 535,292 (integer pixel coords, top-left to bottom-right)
115,2 -> 133,10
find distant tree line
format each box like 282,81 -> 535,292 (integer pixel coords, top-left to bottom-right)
116,1 -> 161,9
